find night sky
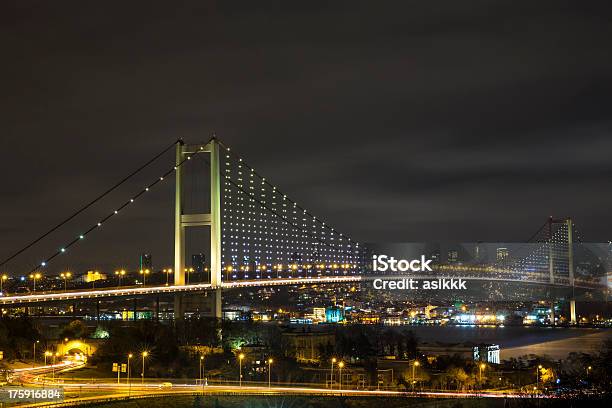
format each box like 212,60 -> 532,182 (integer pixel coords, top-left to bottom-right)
1,1 -> 612,274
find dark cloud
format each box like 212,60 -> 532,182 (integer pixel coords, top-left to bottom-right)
1,1 -> 611,274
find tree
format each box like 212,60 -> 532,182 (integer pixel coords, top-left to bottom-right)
59,320 -> 87,339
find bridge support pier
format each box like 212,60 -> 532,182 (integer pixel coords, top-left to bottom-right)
567,218 -> 577,325
570,300 -> 577,325
155,296 -> 160,321
212,288 -> 222,319
174,294 -> 184,320
173,289 -> 222,320
550,300 -> 555,326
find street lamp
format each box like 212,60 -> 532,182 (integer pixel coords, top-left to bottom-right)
338,361 -> 345,390
114,269 -> 126,287
267,358 -> 273,388
186,267 -> 194,284
412,360 -> 420,390
139,269 -> 150,286
199,355 -> 204,383
331,357 -> 337,388
127,353 -> 133,385
44,351 -> 51,365
1,274 -> 8,293
238,353 -> 245,386
536,364 -> 542,390
141,351 -> 148,383
163,268 -> 173,286
60,272 -> 71,291
52,352 -> 59,380
587,365 -> 592,378
29,273 -> 42,292
479,363 -> 486,382
33,340 -> 40,367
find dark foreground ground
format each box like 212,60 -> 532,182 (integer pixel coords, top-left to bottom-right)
77,395 -> 607,408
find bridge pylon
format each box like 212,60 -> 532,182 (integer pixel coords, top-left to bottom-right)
174,138 -> 222,319
547,216 -> 577,325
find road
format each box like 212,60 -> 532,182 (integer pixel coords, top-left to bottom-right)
8,357 -> 545,407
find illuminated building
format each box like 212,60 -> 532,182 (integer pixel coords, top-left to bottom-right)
304,307 -> 326,323
77,270 -> 107,283
325,306 -> 344,323
473,344 -> 500,364
139,253 -> 152,271
192,253 -> 206,274
496,247 -> 509,263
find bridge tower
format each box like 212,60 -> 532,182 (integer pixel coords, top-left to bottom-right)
567,218 -> 576,324
547,216 -> 577,325
174,139 -> 222,318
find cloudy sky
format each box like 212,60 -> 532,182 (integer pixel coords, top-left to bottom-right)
1,1 -> 611,274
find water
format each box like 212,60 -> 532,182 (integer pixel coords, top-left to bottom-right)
403,325 -> 611,359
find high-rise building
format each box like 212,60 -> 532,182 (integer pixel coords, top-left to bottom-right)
447,250 -> 458,264
496,248 -> 509,263
139,253 -> 152,271
473,344 -> 500,364
192,253 -> 206,274
474,242 -> 487,263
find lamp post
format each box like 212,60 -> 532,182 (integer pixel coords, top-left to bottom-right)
44,351 -> 51,365
186,267 -> 194,284
412,360 -> 420,391
331,357 -> 337,388
536,364 -> 542,391
33,340 -> 39,367
127,353 -> 133,396
238,353 -> 245,386
199,355 -> 204,384
267,358 -> 273,388
479,363 -> 486,383
127,353 -> 133,383
1,274 -> 7,294
163,268 -> 173,286
29,272 -> 42,292
139,269 -> 150,286
141,351 -> 148,384
114,269 -> 126,287
52,352 -> 59,381
60,272 -> 71,291
338,361 -> 344,390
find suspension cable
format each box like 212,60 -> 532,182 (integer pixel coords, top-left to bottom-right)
25,139 -> 212,275
204,150 -> 358,257
216,139 -> 360,251
1,139 -> 182,270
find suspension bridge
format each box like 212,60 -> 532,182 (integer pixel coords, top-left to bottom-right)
0,139 -> 607,323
